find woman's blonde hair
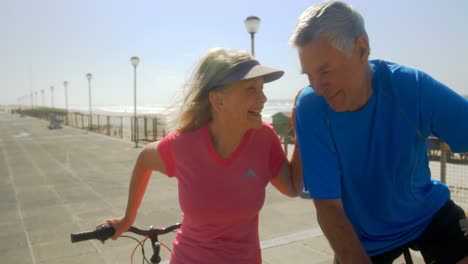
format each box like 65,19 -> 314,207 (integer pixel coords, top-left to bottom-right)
176,48 -> 252,132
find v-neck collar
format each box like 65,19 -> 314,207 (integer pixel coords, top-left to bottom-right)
203,124 -> 253,167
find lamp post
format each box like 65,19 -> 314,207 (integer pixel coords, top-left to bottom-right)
50,86 -> 55,108
64,81 -> 69,125
244,16 -> 261,57
130,56 -> 140,148
86,73 -> 93,130
34,91 -> 38,107
41,89 -> 44,106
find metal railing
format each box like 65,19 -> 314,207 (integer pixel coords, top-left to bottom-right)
15,108 -> 468,210
427,137 -> 468,209
14,108 -> 168,143
66,113 -> 168,142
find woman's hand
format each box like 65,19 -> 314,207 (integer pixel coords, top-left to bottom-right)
98,216 -> 135,241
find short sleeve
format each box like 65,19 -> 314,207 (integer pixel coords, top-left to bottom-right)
157,131 -> 177,177
266,124 -> 287,180
296,88 -> 342,199
418,71 -> 468,152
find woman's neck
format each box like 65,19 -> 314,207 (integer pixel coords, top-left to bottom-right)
208,121 -> 247,159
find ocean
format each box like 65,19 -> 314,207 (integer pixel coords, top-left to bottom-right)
68,98 -> 294,124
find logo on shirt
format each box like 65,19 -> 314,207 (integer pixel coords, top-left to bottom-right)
244,168 -> 257,178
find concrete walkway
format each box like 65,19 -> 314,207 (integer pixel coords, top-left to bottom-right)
0,112 -> 424,263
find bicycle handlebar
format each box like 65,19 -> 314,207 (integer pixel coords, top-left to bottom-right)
128,223 -> 181,237
70,223 -> 182,243
71,224 -> 115,243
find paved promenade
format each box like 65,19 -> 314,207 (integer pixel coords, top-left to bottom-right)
0,112 -> 424,263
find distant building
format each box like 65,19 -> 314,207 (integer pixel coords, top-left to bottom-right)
271,111 -> 295,145
272,112 -> 291,136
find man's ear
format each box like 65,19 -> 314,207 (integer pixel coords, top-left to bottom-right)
209,91 -> 224,112
355,36 -> 370,62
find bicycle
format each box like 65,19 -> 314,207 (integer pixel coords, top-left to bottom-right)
337,217 -> 468,264
70,223 -> 181,264
333,248 -> 414,264
397,217 -> 468,264
402,248 -> 413,264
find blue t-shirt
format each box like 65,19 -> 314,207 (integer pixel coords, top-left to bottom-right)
295,60 -> 468,255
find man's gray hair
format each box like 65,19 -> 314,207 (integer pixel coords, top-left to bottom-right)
290,1 -> 369,55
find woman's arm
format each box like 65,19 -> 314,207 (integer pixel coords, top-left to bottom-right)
270,144 -> 303,197
105,141 -> 166,239
270,94 -> 304,197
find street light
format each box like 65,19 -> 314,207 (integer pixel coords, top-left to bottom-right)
64,81 -> 69,125
130,56 -> 140,148
86,73 -> 93,130
244,16 -> 261,57
50,86 -> 55,108
41,89 -> 45,106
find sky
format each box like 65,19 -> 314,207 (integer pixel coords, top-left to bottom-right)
2,0 -> 468,109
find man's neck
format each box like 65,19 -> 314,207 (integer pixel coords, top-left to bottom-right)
350,64 -> 373,111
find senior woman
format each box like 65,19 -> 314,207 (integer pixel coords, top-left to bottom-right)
102,48 -> 302,264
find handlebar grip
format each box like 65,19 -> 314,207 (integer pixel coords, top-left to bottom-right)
70,224 -> 115,243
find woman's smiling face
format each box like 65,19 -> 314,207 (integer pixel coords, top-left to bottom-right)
215,77 -> 267,130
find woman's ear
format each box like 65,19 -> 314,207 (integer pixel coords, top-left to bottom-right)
209,91 -> 224,113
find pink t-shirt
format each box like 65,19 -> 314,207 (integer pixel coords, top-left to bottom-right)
157,122 -> 286,264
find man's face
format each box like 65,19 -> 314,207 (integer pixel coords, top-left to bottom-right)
298,36 -> 368,112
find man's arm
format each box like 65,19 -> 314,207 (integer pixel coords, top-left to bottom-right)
314,199 -> 371,263
418,71 -> 468,151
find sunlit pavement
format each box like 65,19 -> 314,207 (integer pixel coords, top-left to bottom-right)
0,112 -> 424,264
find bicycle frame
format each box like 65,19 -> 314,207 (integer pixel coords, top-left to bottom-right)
402,248 -> 413,264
